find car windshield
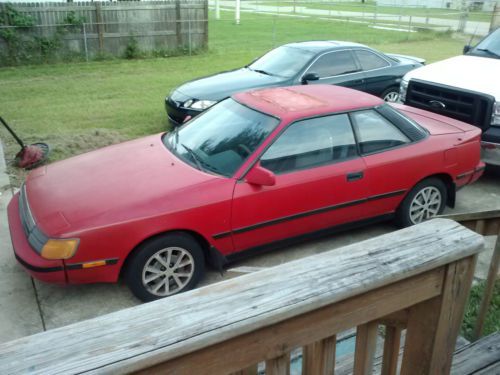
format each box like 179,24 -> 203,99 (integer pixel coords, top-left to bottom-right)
472,28 -> 500,57
248,46 -> 315,78
164,99 -> 279,177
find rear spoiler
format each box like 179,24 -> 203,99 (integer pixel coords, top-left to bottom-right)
386,53 -> 426,65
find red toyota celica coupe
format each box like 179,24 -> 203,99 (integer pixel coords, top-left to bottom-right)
8,85 -> 484,301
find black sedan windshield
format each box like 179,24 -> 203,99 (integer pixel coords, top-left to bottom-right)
470,28 -> 500,58
164,99 -> 279,176
249,46 -> 315,78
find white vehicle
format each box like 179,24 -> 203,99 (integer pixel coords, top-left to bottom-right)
400,28 -> 500,166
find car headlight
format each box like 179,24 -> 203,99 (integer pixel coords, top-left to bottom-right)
399,80 -> 408,103
187,100 -> 217,110
41,238 -> 79,260
492,101 -> 500,126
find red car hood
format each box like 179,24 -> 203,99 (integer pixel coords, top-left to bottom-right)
25,134 -> 219,236
392,103 -> 477,135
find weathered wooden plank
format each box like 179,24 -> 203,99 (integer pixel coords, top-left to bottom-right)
440,209 -> 500,223
353,322 -> 378,375
138,270 -> 444,375
381,326 -> 401,375
0,219 -> 483,374
451,332 -> 500,374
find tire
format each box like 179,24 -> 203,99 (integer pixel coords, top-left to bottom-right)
125,232 -> 205,302
381,87 -> 400,102
395,178 -> 447,228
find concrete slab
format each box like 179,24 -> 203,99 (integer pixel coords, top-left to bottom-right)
0,183 -> 44,343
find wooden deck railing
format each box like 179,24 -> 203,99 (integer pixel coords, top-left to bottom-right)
441,209 -> 500,340
0,219 -> 484,374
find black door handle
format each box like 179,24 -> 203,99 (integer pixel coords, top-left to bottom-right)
347,171 -> 364,182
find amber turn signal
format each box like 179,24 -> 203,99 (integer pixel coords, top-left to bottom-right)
41,239 -> 79,260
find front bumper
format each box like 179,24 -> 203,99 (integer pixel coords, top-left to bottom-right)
481,141 -> 500,166
7,194 -> 66,284
165,96 -> 201,126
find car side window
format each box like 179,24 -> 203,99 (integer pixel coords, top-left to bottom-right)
306,51 -> 358,78
354,50 -> 389,71
260,114 -> 357,174
351,110 -> 410,154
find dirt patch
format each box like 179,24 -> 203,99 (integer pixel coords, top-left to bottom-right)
1,128 -> 131,188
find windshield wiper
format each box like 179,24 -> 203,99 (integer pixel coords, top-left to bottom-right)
181,144 -> 205,172
252,69 -> 273,76
477,48 -> 500,58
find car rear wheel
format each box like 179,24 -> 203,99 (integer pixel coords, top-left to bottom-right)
125,233 -> 205,302
381,87 -> 400,102
395,178 -> 447,227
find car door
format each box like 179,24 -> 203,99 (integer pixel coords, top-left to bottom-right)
349,108 -> 420,217
303,50 -> 367,91
352,49 -> 396,96
230,113 -> 371,252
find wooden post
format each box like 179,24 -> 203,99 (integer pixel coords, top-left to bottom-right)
203,0 -> 208,48
302,335 -> 336,375
266,353 -> 290,375
230,364 -> 258,375
95,2 -> 104,53
353,322 -> 378,374
381,326 -> 401,375
175,0 -> 182,49
401,256 -> 477,374
473,230 -> 500,340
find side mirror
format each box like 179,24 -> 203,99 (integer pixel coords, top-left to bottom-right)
463,45 -> 471,54
301,72 -> 320,84
245,163 -> 276,186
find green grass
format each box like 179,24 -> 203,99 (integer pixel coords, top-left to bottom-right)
0,10 -> 464,172
462,279 -> 500,341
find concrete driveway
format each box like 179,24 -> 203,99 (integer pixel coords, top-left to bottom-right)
1,141 -> 499,344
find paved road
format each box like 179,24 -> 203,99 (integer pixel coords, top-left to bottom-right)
0,140 -> 499,344
210,0 -> 491,35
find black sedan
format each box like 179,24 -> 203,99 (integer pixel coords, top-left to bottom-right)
165,41 -> 425,125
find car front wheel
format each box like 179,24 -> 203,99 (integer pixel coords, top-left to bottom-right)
125,233 -> 205,302
396,178 -> 447,227
381,87 -> 400,102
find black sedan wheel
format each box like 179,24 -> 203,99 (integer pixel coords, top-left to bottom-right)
382,87 -> 400,102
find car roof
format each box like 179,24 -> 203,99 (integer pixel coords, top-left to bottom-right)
233,85 -> 384,121
283,40 -> 368,53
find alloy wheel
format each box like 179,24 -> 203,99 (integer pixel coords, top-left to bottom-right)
142,247 -> 195,297
384,91 -> 400,102
409,186 -> 442,224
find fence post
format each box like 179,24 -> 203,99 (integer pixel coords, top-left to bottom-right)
272,15 -> 276,48
215,0 -> 220,20
491,3 -> 500,32
95,2 -> 104,53
458,10 -> 468,33
204,0 -> 208,48
235,0 -> 241,25
188,19 -> 192,55
176,0 -> 182,50
82,23 -> 89,62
